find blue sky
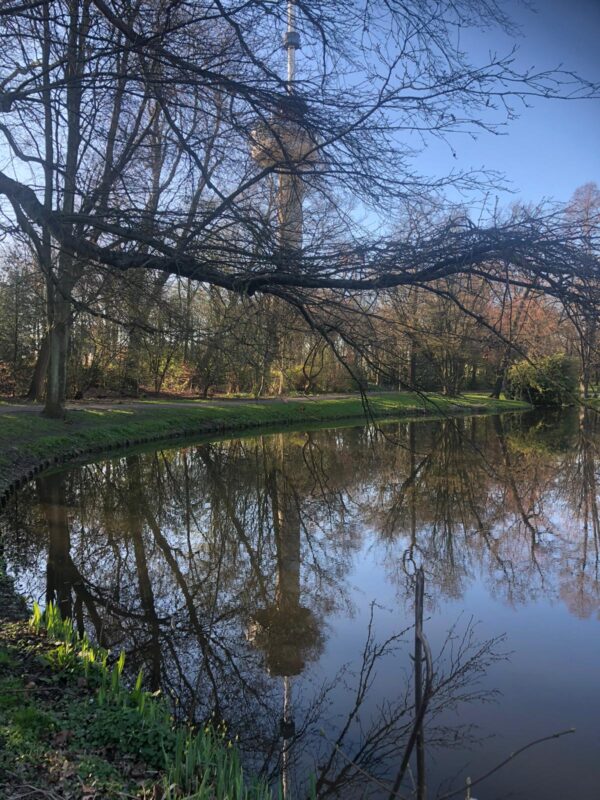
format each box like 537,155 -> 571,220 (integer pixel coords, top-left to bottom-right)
412,0 -> 600,208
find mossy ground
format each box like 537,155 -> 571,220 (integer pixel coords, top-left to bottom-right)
0,392 -> 529,502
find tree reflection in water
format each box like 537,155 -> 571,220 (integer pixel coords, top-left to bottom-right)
1,409 -> 598,798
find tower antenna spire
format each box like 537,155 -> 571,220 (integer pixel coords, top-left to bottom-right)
251,1 -> 315,252
284,0 -> 300,92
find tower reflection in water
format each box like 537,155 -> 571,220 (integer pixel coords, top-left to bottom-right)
248,451 -> 324,798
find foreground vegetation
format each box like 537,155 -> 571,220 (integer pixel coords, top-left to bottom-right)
0,392 -> 529,502
0,602 -> 271,799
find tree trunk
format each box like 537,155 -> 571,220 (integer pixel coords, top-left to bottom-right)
579,321 -> 596,399
409,341 -> 417,387
42,1 -> 89,417
469,362 -> 477,389
122,324 -> 143,396
490,371 -> 504,399
27,333 -> 50,401
44,292 -> 70,418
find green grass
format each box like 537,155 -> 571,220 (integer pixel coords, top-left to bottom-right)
0,604 -> 273,799
0,392 -> 530,501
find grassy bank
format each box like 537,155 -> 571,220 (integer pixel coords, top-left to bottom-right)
0,392 -> 529,505
0,602 -> 271,799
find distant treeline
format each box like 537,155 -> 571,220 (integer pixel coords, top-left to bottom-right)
0,254 -> 597,401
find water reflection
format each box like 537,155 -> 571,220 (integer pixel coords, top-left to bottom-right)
1,409 -> 599,798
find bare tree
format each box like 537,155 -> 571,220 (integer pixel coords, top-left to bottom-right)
0,1 -> 598,414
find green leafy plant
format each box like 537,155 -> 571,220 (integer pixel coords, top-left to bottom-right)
506,353 -> 579,406
27,603 -> 274,798
10,706 -> 56,742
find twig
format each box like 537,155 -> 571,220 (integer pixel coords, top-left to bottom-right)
318,730 -> 409,800
436,728 -> 576,800
0,686 -> 69,693
1,782 -> 63,799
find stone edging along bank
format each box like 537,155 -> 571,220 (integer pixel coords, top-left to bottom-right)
0,396 -> 530,510
0,414 -> 247,508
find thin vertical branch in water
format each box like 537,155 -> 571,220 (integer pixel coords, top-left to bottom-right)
281,675 -> 293,800
414,568 -> 426,800
389,567 -> 433,800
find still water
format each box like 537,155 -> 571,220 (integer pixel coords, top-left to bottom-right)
1,410 -> 599,798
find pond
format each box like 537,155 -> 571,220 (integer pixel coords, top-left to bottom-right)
1,409 -> 599,799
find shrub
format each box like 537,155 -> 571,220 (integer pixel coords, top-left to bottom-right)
506,353 -> 578,406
